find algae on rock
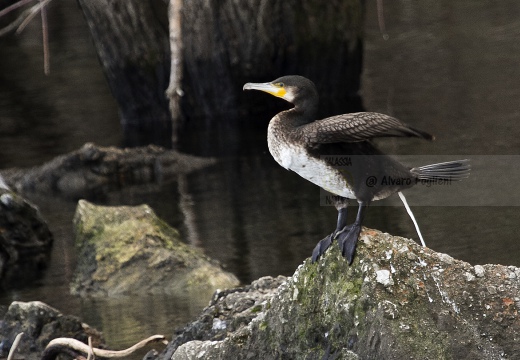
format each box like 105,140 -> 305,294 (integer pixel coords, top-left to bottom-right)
161,229 -> 520,360
71,200 -> 239,297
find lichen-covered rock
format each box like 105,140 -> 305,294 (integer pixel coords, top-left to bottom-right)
71,200 -> 239,297
161,275 -> 286,359
160,229 -> 520,360
0,186 -> 53,289
0,301 -> 103,360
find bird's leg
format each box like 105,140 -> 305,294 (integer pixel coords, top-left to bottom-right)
337,202 -> 369,265
311,206 -> 348,262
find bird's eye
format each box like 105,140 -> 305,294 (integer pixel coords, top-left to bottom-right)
277,82 -> 285,88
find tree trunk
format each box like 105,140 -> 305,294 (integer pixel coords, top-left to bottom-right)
77,0 -> 172,148
177,0 -> 364,155
179,0 -> 364,118
77,0 -> 364,149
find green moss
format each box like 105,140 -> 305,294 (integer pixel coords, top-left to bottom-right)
259,321 -> 268,331
75,201 -> 190,274
250,305 -> 263,314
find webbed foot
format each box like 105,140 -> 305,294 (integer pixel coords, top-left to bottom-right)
337,224 -> 362,265
311,234 -> 333,263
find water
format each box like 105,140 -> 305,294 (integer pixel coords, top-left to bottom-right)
1,0 -> 520,350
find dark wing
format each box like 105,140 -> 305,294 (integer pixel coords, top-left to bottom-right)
301,112 -> 434,144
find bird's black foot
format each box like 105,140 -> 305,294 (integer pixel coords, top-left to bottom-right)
311,234 -> 333,263
337,223 -> 362,265
311,225 -> 353,263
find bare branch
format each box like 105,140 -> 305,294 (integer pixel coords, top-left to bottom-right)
166,0 -> 184,147
0,5 -> 36,36
16,0 -> 52,35
376,0 -> 389,40
0,0 -> 36,18
42,335 -> 168,360
40,0 -> 50,75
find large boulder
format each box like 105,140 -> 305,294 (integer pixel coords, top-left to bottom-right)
160,229 -> 520,360
71,200 -> 239,297
0,185 -> 53,289
0,301 -> 103,360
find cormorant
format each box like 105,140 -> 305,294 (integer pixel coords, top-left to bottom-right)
243,75 -> 470,264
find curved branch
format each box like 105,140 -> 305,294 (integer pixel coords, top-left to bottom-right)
41,335 -> 168,360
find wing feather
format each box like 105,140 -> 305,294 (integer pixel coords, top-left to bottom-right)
301,112 -> 434,144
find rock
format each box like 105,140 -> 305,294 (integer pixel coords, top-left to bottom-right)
71,200 -> 239,297
161,275 -> 286,359
0,143 -> 215,199
0,186 -> 53,289
0,301 -> 103,360
158,228 -> 520,360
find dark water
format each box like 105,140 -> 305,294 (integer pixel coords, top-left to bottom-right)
1,0 -> 520,350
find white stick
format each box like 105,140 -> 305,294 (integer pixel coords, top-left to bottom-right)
7,332 -> 23,360
398,191 -> 426,247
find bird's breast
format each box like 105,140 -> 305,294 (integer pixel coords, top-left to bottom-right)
267,122 -> 355,199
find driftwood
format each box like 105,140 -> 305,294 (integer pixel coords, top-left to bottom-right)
41,335 -> 168,360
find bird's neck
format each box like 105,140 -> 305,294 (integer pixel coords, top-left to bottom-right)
269,98 -> 319,137
290,99 -> 318,124
274,108 -> 311,131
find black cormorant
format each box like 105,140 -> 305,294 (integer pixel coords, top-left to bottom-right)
243,75 -> 470,264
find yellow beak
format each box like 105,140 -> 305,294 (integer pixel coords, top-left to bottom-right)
243,82 -> 286,98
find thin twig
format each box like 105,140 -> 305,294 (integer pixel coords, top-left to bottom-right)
376,0 -> 389,40
0,0 -> 53,74
40,0 -> 49,75
16,0 -> 52,35
7,332 -> 24,360
0,0 -> 36,18
0,5 -> 36,36
86,336 -> 94,360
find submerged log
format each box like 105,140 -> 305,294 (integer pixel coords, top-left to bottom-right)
0,143 -> 215,200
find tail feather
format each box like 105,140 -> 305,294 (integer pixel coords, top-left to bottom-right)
406,125 -> 435,141
411,159 -> 470,181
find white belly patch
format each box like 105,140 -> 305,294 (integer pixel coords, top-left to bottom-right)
273,144 -> 356,199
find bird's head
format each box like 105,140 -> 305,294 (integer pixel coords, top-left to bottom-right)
243,75 -> 319,116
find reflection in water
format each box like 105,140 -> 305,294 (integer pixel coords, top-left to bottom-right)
1,0 -> 520,350
0,0 -> 121,169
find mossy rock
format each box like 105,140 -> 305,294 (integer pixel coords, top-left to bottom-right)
165,229 -> 520,360
71,200 -> 239,297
